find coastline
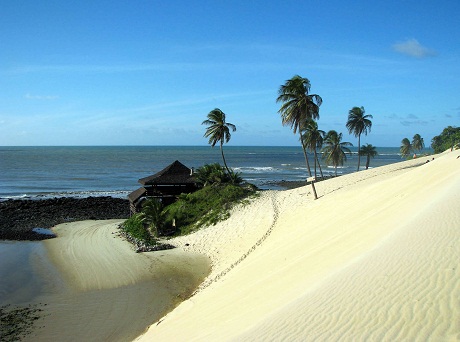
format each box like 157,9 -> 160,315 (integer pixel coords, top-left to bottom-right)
3,151 -> 458,341
6,220 -> 210,342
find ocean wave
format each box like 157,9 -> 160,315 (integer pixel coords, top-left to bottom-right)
0,190 -> 131,201
234,166 -> 277,173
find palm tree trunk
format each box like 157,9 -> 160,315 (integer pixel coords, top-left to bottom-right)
299,131 -> 312,177
366,155 -> 370,170
299,132 -> 317,199
316,153 -> 324,179
220,141 -> 231,174
313,149 -> 317,178
357,134 -> 361,171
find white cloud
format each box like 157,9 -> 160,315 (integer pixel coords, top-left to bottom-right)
392,39 -> 436,58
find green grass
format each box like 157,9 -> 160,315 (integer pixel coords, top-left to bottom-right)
165,183 -> 258,235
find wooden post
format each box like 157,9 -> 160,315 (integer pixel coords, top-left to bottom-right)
307,176 -> 318,200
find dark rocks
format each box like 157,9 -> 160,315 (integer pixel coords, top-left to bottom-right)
0,197 -> 130,241
117,228 -> 175,253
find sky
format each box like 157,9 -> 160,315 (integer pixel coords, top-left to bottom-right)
1,0 -> 459,147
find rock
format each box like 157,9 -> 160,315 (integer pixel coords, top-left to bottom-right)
0,197 -> 130,240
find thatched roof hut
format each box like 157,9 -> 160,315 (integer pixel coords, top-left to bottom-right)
128,160 -> 198,214
138,160 -> 196,185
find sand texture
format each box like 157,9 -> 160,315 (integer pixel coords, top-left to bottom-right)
26,220 -> 209,342
137,151 -> 460,341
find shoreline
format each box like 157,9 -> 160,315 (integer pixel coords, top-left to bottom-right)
2,220 -> 210,342
3,151 -> 458,340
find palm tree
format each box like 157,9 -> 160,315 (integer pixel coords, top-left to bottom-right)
346,106 -> 373,171
321,130 -> 352,176
400,138 -> 413,158
140,198 -> 166,237
301,119 -> 325,179
412,134 -> 424,153
202,108 -> 236,174
276,75 -> 322,177
359,143 -> 378,170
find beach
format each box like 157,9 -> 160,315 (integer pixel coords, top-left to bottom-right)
3,220 -> 210,342
133,150 -> 459,341
3,150 -> 458,341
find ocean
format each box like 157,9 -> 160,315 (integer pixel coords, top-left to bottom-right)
0,145 -> 421,201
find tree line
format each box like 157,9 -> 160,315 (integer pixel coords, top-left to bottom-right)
202,75 -> 377,185
203,74 -> 455,181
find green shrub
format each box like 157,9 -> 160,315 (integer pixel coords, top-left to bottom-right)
165,184 -> 257,235
194,163 -> 243,186
139,198 -> 169,237
121,214 -> 156,245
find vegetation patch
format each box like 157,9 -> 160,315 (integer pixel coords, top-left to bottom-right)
431,126 -> 460,153
165,183 -> 258,235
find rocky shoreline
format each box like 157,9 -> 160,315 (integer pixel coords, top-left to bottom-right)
0,197 -> 130,241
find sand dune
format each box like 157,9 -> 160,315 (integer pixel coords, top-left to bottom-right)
137,151 -> 460,341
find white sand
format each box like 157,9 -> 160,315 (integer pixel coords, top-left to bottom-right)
137,151 -> 460,341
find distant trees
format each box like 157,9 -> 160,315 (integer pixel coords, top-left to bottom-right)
431,126 -> 460,153
346,106 -> 373,171
400,134 -> 424,158
202,108 -> 236,174
412,134 -> 425,152
400,137 -> 413,158
321,130 -> 353,176
359,143 -> 378,170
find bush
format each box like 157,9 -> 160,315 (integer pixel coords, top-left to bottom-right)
121,214 -> 156,245
165,183 -> 257,235
194,163 -> 243,186
139,198 -> 169,237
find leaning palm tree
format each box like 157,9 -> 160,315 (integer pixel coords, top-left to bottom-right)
321,130 -> 353,176
276,75 -> 322,177
412,134 -> 424,153
346,106 -> 373,171
202,108 -> 236,174
400,138 -> 413,158
359,143 -> 378,170
301,119 -> 325,179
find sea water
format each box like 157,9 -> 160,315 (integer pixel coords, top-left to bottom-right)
0,145 -> 421,200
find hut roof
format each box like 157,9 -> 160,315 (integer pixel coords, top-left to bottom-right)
128,187 -> 147,203
138,160 -> 195,185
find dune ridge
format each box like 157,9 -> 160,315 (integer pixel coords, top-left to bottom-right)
137,151 -> 460,341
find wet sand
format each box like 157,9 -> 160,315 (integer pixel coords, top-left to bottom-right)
1,220 -> 210,342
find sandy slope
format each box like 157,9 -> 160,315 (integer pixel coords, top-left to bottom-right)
137,151 -> 460,341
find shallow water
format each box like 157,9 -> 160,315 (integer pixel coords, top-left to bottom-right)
0,240 -> 210,341
0,241 -> 61,306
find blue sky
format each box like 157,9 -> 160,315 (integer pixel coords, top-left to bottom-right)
1,1 -> 459,147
